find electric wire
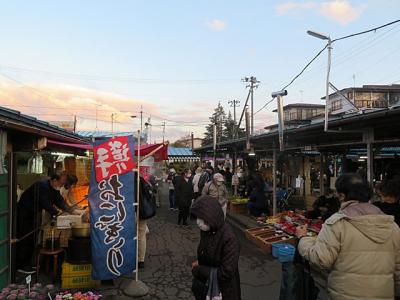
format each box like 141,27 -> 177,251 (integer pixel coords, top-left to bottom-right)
254,19 -> 400,115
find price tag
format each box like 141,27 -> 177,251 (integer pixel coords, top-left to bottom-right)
26,274 -> 31,293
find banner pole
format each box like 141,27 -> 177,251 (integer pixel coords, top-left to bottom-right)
136,130 -> 141,282
123,131 -> 149,297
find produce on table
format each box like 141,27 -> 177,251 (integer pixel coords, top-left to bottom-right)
229,197 -> 249,204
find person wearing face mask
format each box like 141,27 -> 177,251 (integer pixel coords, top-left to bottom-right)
16,173 -> 74,271
191,195 -> 241,300
296,173 -> 400,300
202,173 -> 228,217
175,169 -> 194,226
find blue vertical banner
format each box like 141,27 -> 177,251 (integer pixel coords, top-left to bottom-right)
89,135 -> 136,280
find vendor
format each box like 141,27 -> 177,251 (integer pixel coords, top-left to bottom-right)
306,188 -> 340,221
60,174 -> 78,207
247,185 -> 269,217
16,173 -> 75,271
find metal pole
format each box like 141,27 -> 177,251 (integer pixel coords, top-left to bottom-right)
162,121 -> 165,143
135,130 -> 141,281
367,142 -> 374,184
245,107 -> 250,151
213,123 -> 217,167
140,106 -> 143,132
235,89 -> 251,138
250,78 -> 254,135
277,95 -> 285,152
273,149 -> 277,216
324,38 -> 332,132
111,113 -> 114,134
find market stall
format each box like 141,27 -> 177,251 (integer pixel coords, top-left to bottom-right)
245,210 -> 323,254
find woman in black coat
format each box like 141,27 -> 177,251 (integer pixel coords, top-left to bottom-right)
191,195 -> 241,300
175,169 -> 194,225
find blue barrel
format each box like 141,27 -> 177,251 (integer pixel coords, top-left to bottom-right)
277,244 -> 296,263
272,243 -> 286,258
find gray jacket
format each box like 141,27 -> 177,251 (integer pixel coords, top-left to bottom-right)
202,181 -> 228,207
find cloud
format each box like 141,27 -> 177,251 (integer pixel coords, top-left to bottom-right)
276,0 -> 365,25
0,81 -> 209,142
276,1 -> 317,16
205,19 -> 227,31
319,0 -> 366,25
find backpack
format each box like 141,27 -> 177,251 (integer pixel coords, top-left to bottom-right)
198,172 -> 210,193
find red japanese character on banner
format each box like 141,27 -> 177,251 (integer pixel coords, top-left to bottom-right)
94,136 -> 135,182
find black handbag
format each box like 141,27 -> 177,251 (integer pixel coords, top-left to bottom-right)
137,176 -> 156,220
192,277 -> 208,300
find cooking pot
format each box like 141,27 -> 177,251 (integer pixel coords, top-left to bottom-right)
45,238 -> 60,250
71,223 -> 90,237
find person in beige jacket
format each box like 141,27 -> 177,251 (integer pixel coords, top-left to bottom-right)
297,173 -> 400,300
202,173 -> 228,217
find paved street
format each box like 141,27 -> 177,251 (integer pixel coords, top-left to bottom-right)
137,185 -> 282,300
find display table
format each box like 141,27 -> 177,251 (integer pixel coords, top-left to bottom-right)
228,197 -> 249,214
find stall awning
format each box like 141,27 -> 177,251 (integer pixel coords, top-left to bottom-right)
48,139 -> 168,161
135,143 -> 168,162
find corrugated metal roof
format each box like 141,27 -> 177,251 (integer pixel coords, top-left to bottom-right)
76,131 -> 141,138
168,147 -> 197,157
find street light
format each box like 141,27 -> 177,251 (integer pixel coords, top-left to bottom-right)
307,29 -> 332,132
307,30 -> 329,40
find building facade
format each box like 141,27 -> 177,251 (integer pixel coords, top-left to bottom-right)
324,84 -> 400,115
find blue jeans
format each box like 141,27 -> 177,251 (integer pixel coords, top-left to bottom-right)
169,189 -> 175,208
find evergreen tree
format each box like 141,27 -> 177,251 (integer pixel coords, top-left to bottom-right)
223,111 -> 245,141
202,102 -> 226,146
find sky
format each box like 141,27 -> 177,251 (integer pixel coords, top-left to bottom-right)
0,0 -> 399,142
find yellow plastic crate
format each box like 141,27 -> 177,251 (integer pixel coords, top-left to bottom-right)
61,275 -> 100,289
62,262 -> 92,277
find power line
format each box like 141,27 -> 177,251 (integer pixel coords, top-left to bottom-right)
0,65 -> 237,84
332,19 -> 400,43
254,19 -> 400,115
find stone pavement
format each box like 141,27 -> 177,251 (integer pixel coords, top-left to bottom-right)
103,184 -> 282,299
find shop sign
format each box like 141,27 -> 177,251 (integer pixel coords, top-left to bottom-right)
89,135 -> 136,280
94,136 -> 136,182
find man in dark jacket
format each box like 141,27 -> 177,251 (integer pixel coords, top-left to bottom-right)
374,179 -> 400,226
17,173 -> 72,269
191,195 -> 241,300
175,169 -> 194,225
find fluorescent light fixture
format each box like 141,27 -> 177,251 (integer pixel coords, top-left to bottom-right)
249,148 -> 256,156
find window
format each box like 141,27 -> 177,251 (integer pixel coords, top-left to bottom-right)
331,100 -> 342,111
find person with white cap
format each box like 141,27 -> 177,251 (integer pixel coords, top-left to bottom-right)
202,173 -> 229,217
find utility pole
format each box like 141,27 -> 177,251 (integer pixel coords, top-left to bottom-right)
148,116 -> 152,144
228,99 -> 240,138
191,132 -> 194,149
162,121 -> 166,143
111,113 -> 115,134
73,115 -> 77,133
245,106 -> 250,151
242,76 -> 259,135
140,105 -> 143,132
